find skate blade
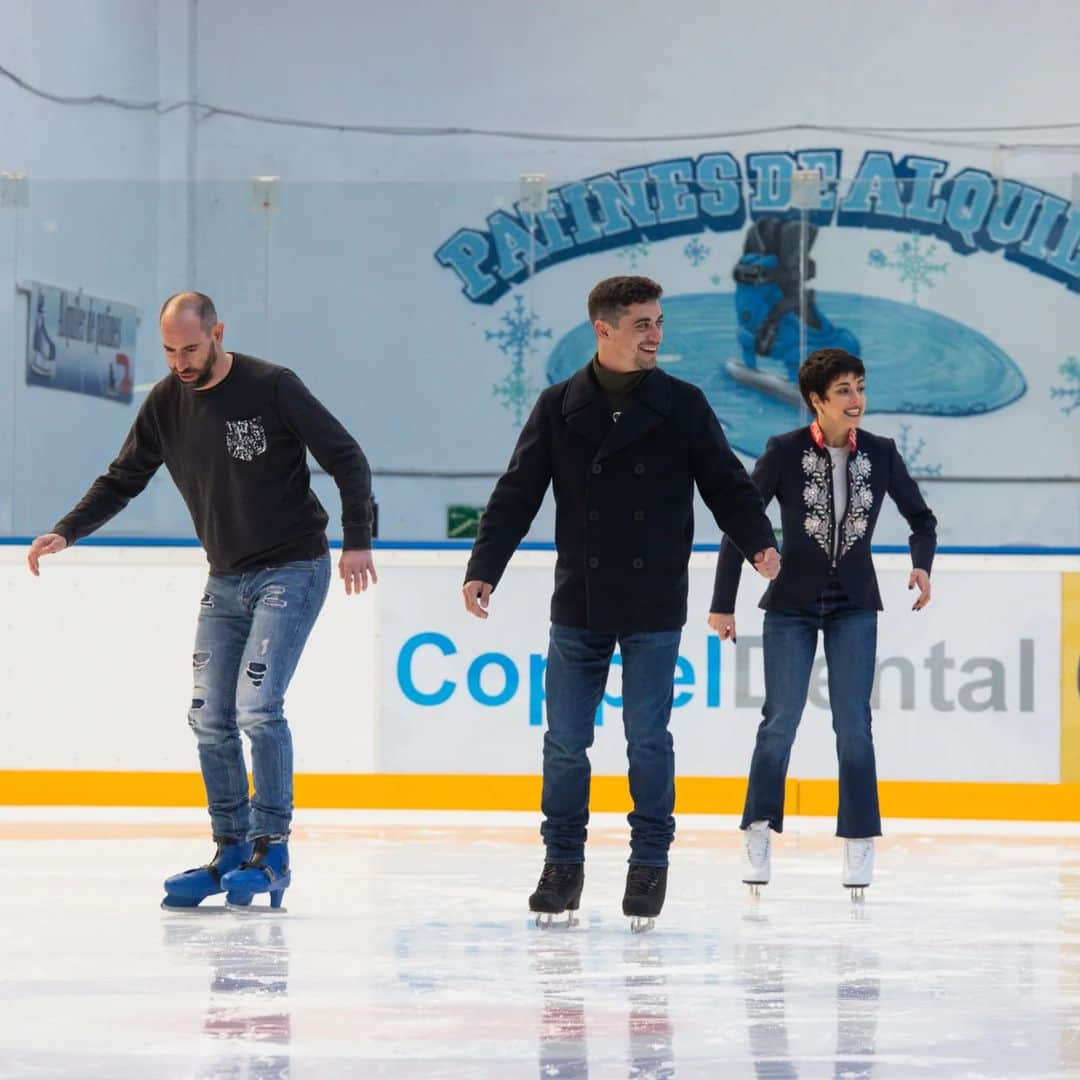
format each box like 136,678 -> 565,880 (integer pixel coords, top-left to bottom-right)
531,910 -> 580,929
160,902 -> 230,916
629,916 -> 655,934
725,358 -> 803,406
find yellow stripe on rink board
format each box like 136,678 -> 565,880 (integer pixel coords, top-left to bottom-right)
799,779 -> 1080,823
1062,573 -> 1080,783
0,772 -> 754,814
0,770 -> 208,807
1,770 -> 1079,821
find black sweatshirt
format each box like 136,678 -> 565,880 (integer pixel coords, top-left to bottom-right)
53,353 -> 373,573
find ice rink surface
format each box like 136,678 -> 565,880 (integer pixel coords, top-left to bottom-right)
1,808 -> 1077,1078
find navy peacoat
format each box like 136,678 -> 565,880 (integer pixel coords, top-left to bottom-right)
465,362 -> 777,632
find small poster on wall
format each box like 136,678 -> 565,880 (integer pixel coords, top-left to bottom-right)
24,281 -> 138,404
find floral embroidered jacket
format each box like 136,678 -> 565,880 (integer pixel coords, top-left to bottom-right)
712,425 -> 937,613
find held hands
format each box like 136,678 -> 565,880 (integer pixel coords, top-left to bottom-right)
27,533 -> 68,576
908,568 -> 931,611
339,549 -> 378,595
710,544 -> 778,639
462,580 -> 493,619
752,547 -> 781,580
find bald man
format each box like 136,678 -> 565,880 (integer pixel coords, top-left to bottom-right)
27,292 -> 376,912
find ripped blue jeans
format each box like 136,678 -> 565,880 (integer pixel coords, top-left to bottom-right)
189,556 -> 330,840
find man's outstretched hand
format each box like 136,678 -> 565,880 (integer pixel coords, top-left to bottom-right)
27,533 -> 67,576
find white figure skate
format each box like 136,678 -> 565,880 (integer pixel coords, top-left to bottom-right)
843,838 -> 875,900
742,821 -> 771,896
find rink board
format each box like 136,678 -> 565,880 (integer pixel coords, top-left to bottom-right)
1,545 -> 1077,819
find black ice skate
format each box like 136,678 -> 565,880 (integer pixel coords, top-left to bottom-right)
622,864 -> 667,934
529,862 -> 584,928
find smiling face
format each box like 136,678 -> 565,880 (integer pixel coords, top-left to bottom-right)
810,370 -> 867,432
595,300 -> 664,372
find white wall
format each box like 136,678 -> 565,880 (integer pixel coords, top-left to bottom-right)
1,1 -> 1078,544
0,0 -> 191,536
1,546 -> 1073,786
192,0 -> 1080,181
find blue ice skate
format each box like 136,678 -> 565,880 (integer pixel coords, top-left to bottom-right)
161,838 -> 253,911
731,217 -> 859,397
221,835 -> 291,912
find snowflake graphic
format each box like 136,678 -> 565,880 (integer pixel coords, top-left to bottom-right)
617,239 -> 651,269
683,237 -> 711,267
485,293 -> 552,426
896,423 -> 943,496
1050,356 -> 1080,416
867,236 -> 949,304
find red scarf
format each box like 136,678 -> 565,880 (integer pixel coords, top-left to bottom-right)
810,419 -> 857,451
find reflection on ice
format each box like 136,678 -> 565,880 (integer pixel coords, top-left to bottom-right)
738,904 -> 881,1078
532,936 -> 589,1078
0,811 -> 1077,1078
738,910 -> 798,1077
624,940 -> 675,1080
834,912 -> 880,1080
162,918 -> 291,1080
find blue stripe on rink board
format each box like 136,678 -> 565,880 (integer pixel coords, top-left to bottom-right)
1,537 -> 1078,555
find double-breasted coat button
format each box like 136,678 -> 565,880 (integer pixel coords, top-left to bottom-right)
633,463 -> 645,475
588,510 -> 600,521
592,463 -> 603,474
632,557 -> 645,569
633,509 -> 645,521
587,556 -> 600,569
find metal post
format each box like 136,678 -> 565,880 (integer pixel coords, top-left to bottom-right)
792,168 -> 822,422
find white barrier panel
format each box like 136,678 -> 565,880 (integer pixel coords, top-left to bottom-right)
381,556 -> 1062,783
0,546 -> 1071,787
0,546 -> 378,774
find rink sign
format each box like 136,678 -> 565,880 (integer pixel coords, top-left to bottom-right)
379,562 -> 1064,784
24,281 -> 138,404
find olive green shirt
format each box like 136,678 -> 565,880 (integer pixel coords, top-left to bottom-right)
591,354 -> 648,419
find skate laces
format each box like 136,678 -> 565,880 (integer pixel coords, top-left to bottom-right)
537,863 -> 578,888
845,839 -> 873,868
626,865 -> 663,894
745,826 -> 771,864
239,836 -> 286,873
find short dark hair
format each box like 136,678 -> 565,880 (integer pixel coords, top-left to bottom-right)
160,291 -> 218,332
587,275 -> 663,324
798,348 -> 865,409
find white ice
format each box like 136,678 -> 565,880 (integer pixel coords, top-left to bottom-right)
1,808 -> 1077,1078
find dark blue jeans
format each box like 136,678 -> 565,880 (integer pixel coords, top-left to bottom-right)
741,593 -> 881,838
188,556 -> 331,840
541,624 -> 682,867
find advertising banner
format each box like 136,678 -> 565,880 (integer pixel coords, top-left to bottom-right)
24,281 -> 138,403
0,549 -> 1066,790
380,558 -> 1062,783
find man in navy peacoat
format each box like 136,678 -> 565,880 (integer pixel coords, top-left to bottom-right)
463,276 -> 779,929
